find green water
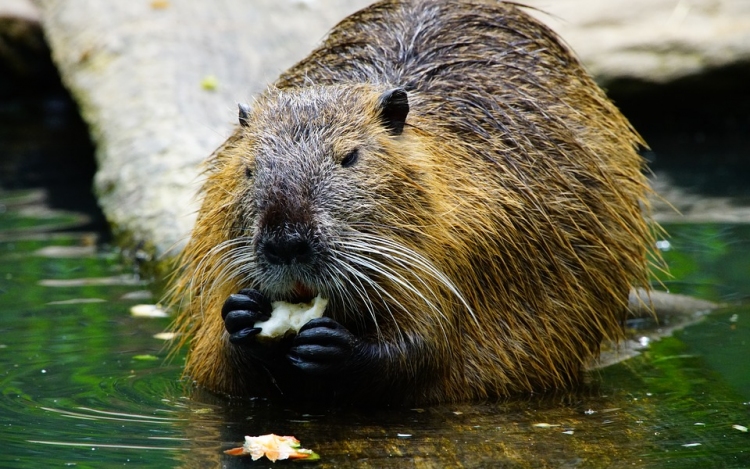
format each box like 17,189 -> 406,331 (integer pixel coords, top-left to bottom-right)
0,190 -> 748,468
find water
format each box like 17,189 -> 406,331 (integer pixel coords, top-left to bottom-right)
0,189 -> 748,468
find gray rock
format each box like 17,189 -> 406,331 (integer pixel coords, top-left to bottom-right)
0,0 -> 44,79
30,0 -> 750,256
35,0 -> 372,256
0,0 -> 38,22
523,0 -> 750,85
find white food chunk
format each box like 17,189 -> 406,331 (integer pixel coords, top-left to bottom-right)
254,295 -> 328,338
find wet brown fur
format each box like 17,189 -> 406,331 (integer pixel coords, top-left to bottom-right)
169,0 -> 656,405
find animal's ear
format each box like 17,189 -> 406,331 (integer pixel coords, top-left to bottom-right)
238,102 -> 251,127
377,88 -> 409,136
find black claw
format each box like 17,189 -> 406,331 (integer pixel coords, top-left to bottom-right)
229,327 -> 261,345
287,353 -> 301,365
287,355 -> 323,374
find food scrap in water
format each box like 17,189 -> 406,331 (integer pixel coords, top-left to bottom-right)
532,423 -> 560,428
130,304 -> 168,318
153,331 -> 177,341
224,434 -> 319,462
132,354 -> 158,361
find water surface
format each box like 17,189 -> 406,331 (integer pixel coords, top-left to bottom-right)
0,190 -> 748,468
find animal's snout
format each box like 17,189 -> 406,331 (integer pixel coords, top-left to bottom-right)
260,235 -> 315,266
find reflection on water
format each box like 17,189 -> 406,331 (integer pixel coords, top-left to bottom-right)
0,189 -> 748,468
0,190 -> 186,467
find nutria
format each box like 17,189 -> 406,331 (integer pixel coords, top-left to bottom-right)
169,0 -> 656,406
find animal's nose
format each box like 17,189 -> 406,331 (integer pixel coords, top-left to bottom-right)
261,236 -> 314,265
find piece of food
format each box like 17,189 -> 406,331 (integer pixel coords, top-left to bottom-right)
200,74 -> 219,91
130,304 -> 168,318
224,434 -> 320,461
254,295 -> 328,339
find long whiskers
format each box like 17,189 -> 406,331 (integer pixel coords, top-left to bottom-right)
193,237 -> 257,315
339,232 -> 478,327
189,227 -> 469,349
339,249 -> 449,343
330,255 -> 401,344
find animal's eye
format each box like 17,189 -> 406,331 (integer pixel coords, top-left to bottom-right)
341,148 -> 359,168
245,166 -> 253,178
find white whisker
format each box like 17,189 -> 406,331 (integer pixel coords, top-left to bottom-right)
327,257 -> 384,341
330,255 -> 397,343
340,232 -> 478,327
195,237 -> 255,314
339,250 -> 448,343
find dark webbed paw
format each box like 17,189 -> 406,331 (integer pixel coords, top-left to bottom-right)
287,317 -> 362,376
221,289 -> 272,346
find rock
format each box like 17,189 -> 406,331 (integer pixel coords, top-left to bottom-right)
0,0 -> 38,23
593,288 -> 720,369
650,173 -> 750,224
1,0 -> 97,204
523,0 -> 750,86
0,0 -> 45,83
32,0 -> 750,256
35,0 -> 372,256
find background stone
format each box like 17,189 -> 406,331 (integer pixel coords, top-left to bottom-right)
525,0 -> 750,85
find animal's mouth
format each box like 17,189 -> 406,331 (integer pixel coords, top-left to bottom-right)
290,281 -> 317,304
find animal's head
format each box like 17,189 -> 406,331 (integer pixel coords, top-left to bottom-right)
235,85 -> 419,301
178,83 -> 468,339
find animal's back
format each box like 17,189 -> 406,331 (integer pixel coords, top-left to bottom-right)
279,0 -> 630,154
172,0 -> 655,405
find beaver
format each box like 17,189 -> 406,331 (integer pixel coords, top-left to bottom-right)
169,0 -> 656,406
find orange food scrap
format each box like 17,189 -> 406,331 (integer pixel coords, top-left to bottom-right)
224,434 -> 319,462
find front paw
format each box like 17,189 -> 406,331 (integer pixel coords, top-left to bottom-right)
221,289 -> 272,346
287,317 -> 360,376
